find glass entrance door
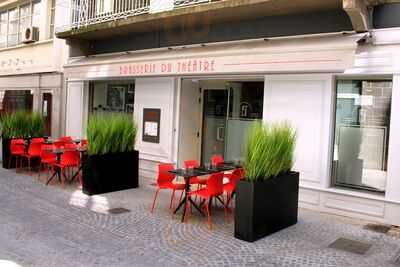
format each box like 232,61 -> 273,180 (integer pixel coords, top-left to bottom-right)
201,89 -> 228,164
200,81 -> 264,164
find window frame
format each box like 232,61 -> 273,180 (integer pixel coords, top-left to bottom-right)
331,77 -> 394,194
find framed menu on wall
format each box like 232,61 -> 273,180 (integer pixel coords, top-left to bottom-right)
142,108 -> 161,143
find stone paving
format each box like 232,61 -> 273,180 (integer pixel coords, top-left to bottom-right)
0,167 -> 399,267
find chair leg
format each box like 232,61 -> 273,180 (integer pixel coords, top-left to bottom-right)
205,199 -> 212,230
151,189 -> 160,213
170,189 -> 176,209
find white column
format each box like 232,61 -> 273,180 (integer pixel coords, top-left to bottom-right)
65,80 -> 85,138
385,74 -> 400,202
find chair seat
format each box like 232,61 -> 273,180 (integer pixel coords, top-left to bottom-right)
189,188 -> 223,199
11,152 -> 25,156
41,158 -> 57,164
190,177 -> 207,184
223,183 -> 235,194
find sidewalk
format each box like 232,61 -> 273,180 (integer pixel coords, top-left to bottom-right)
0,167 -> 399,267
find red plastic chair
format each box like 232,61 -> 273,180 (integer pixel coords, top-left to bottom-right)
51,150 -> 80,187
9,139 -> 25,171
211,155 -> 224,166
184,160 -> 207,185
151,163 -> 185,213
39,144 -> 56,180
60,136 -> 73,143
185,172 -> 227,230
223,168 -> 244,219
80,139 -> 88,148
21,141 -> 43,175
31,137 -> 45,143
54,140 -> 65,149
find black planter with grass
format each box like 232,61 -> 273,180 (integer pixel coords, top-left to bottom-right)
234,172 -> 299,242
82,113 -> 139,195
2,138 -> 13,169
82,150 -> 139,195
234,122 -> 298,242
1,111 -> 45,169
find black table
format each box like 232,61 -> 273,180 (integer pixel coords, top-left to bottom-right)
169,164 -> 239,223
46,149 -> 64,186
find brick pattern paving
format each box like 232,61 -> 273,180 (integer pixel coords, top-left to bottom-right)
0,168 -> 399,267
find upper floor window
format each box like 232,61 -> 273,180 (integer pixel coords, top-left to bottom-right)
49,0 -> 56,38
0,0 -> 41,49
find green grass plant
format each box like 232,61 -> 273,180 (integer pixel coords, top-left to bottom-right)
87,113 -> 137,155
0,110 -> 45,139
243,121 -> 296,182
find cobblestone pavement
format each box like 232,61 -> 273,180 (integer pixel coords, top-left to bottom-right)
1,168 -> 399,267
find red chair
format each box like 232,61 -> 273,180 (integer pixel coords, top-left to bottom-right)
151,163 -> 185,213
21,141 -> 43,175
185,172 -> 227,230
211,155 -> 224,166
39,144 -> 56,180
31,137 -> 45,143
60,136 -> 73,143
80,139 -> 88,148
54,140 -> 65,149
8,139 -> 25,171
184,160 -> 207,185
223,168 -> 244,218
51,150 -> 80,187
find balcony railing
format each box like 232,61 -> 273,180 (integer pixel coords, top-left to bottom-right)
174,0 -> 213,8
69,0 -> 150,30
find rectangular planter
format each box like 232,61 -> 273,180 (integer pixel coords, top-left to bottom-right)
82,150 -> 139,195
234,171 -> 299,242
2,138 -> 13,169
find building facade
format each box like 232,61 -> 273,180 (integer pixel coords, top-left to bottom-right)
0,0 -> 68,157
56,0 -> 400,226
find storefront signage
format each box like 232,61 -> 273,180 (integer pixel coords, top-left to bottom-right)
119,59 -> 216,76
142,108 -> 161,143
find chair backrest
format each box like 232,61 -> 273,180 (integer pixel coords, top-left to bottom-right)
54,140 -> 65,148
227,168 -> 244,188
40,144 -> 56,160
64,142 -> 77,151
206,172 -> 224,196
157,163 -> 176,185
31,137 -> 45,143
28,141 -> 43,156
211,155 -> 224,165
80,139 -> 88,147
184,160 -> 199,169
10,139 -> 25,154
60,136 -> 73,142
60,150 -> 80,166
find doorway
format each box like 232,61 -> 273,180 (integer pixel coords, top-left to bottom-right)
42,93 -> 52,136
178,78 -> 264,166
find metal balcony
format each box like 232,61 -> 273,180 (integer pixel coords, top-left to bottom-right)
68,0 -> 150,30
174,0 -> 213,8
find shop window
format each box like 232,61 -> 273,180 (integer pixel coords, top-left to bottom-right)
0,90 -> 34,114
332,80 -> 392,193
89,82 -> 135,114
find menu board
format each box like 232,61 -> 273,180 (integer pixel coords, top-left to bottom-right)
142,108 -> 161,143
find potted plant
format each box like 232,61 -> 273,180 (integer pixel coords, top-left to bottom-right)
82,113 -> 139,195
234,122 -> 299,242
0,111 -> 45,169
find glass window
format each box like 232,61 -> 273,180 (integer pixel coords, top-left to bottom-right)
7,8 -> 19,46
49,0 -> 56,38
32,1 -> 41,28
19,4 -> 31,43
0,90 -> 34,115
89,81 -> 135,115
0,11 -> 7,48
332,80 -> 392,193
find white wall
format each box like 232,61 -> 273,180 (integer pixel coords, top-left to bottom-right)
65,81 -> 85,138
263,74 -> 334,189
134,77 -> 178,180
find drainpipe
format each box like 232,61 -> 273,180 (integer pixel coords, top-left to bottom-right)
343,0 -> 370,33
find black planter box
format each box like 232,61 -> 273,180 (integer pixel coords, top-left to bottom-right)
234,172 -> 299,242
82,150 -> 139,195
2,138 -> 12,169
